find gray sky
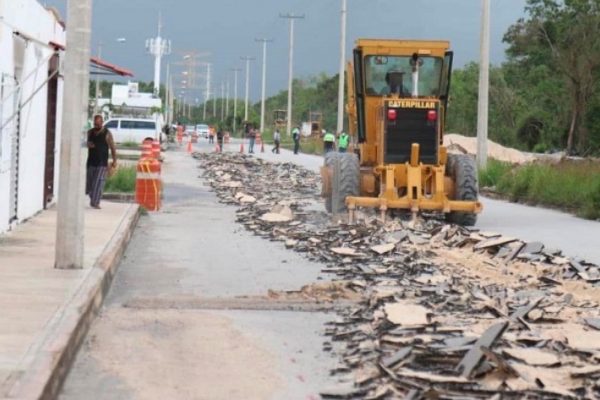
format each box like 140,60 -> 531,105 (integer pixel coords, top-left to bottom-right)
44,0 -> 526,101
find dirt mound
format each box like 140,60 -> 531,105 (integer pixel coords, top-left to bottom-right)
444,133 -> 535,164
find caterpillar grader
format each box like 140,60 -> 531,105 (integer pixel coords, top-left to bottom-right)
321,39 -> 482,225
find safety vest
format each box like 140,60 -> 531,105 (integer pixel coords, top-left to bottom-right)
338,133 -> 349,149
324,132 -> 335,143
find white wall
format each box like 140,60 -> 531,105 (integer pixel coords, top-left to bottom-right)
0,0 -> 65,233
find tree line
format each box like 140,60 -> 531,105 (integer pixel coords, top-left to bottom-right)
91,0 -> 600,153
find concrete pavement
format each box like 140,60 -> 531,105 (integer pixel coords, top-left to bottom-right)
60,145 -> 336,400
0,201 -> 139,399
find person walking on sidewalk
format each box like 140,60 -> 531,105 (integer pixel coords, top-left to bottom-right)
248,128 -> 257,154
86,115 -> 117,209
323,130 -> 336,154
292,126 -> 301,154
272,129 -> 281,154
338,131 -> 350,153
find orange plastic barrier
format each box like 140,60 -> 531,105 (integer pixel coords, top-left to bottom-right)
135,158 -> 161,211
152,140 -> 161,159
141,141 -> 153,159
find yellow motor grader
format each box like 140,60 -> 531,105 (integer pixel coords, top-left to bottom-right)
321,39 -> 482,225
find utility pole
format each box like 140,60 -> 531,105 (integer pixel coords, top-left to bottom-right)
231,68 -> 241,134
256,38 -> 273,133
146,13 -> 171,97
225,78 -> 230,118
93,41 -> 102,115
165,62 -> 170,124
477,0 -> 490,169
280,13 -> 304,135
336,0 -> 347,134
240,56 -> 255,123
55,0 -> 92,269
220,81 -> 225,121
206,63 -> 212,118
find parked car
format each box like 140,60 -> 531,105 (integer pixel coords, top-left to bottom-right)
196,124 -> 210,138
185,125 -> 196,136
104,118 -> 162,144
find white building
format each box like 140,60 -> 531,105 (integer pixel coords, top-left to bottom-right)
0,0 -> 65,234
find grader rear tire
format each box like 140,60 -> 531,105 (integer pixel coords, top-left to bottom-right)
446,154 -> 479,226
325,152 -> 360,214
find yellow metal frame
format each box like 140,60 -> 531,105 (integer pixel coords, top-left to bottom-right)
339,39 -> 482,221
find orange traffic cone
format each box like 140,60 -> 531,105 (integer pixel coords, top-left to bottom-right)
187,141 -> 192,153
240,142 -> 245,153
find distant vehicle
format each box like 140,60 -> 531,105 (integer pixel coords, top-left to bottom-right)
104,118 -> 162,144
185,125 -> 196,136
196,124 -> 209,138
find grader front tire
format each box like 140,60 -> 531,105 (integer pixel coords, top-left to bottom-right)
446,154 -> 479,226
325,152 -> 360,214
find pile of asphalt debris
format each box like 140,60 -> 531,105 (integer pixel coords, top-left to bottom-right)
194,152 -> 600,399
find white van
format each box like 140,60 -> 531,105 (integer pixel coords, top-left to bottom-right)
104,118 -> 160,144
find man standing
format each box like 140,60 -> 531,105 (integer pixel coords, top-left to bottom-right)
292,125 -> 301,155
86,115 -> 117,209
338,131 -> 350,153
216,129 -> 224,152
248,128 -> 256,154
272,128 -> 281,154
323,130 -> 336,154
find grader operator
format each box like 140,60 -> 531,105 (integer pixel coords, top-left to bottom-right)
321,39 -> 482,225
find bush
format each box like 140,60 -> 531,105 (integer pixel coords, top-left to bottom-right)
104,166 -> 136,193
478,159 -> 513,188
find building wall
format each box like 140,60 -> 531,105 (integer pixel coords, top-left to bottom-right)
0,0 -> 65,233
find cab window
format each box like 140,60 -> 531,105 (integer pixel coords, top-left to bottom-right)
104,120 -> 118,129
120,120 -> 135,129
133,121 -> 156,129
364,55 -> 443,98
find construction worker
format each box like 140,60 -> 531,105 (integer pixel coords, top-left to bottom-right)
292,126 -> 301,154
323,130 -> 336,154
338,131 -> 350,153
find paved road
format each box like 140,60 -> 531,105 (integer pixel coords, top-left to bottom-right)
60,144 -> 336,400
246,139 -> 600,265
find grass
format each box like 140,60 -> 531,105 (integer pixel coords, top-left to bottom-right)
104,166 -> 136,193
117,141 -> 140,149
479,159 -> 600,220
280,135 -> 323,155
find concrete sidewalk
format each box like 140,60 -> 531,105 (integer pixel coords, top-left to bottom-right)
0,201 -> 139,400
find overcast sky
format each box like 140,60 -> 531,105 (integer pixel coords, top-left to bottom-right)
43,0 -> 527,101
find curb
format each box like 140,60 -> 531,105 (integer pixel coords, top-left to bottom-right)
4,204 -> 141,400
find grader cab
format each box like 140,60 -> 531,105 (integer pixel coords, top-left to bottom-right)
321,39 -> 482,225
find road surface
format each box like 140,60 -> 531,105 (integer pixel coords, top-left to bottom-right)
60,145 -> 336,400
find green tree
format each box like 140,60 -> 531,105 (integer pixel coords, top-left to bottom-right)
504,0 -> 600,154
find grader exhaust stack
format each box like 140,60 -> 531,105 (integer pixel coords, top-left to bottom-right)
321,39 -> 482,225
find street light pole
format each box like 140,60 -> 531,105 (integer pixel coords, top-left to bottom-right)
231,68 -> 241,134
336,0 -> 347,134
241,56 -> 255,123
477,0 -> 490,169
55,0 -> 92,269
256,38 -> 273,133
280,13 -> 305,136
220,81 -> 225,122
